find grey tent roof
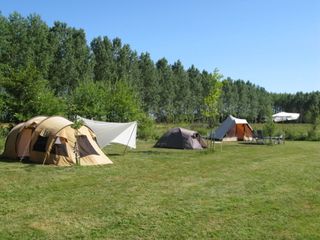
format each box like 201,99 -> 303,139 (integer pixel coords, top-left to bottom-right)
211,115 -> 253,140
154,127 -> 207,149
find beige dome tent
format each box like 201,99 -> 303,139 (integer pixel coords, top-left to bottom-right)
2,116 -> 47,159
2,116 -> 112,166
210,115 -> 254,141
154,127 -> 207,149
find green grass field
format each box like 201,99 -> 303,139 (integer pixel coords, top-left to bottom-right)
1,137 -> 319,239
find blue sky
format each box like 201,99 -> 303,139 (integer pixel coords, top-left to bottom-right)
1,0 -> 320,93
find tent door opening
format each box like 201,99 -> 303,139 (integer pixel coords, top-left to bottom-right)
17,128 -> 33,159
236,124 -> 245,141
50,137 -> 69,157
76,135 -> 99,158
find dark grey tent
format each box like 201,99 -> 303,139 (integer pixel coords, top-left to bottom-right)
154,127 -> 207,149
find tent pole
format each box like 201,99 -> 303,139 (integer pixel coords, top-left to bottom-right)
41,140 -> 52,165
123,123 -> 136,155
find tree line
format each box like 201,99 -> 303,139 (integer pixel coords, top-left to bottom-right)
0,12 -> 319,128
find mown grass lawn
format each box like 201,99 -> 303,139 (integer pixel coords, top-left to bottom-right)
0,140 -> 319,239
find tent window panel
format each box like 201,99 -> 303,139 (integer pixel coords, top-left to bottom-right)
50,144 -> 68,157
76,135 -> 99,157
33,136 -> 49,152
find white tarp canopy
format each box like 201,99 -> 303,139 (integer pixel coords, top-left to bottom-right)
78,116 -> 137,149
272,112 -> 300,122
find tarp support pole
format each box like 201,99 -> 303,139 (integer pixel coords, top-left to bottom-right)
123,123 -> 137,155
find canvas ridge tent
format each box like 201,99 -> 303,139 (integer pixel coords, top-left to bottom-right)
211,115 -> 254,141
77,116 -> 137,149
2,116 -> 112,166
154,127 -> 207,149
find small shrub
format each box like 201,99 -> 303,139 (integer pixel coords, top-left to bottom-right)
307,116 -> 320,141
0,124 -> 11,137
0,124 -> 11,152
190,122 -> 209,137
285,129 -> 308,141
137,114 -> 157,140
263,117 -> 275,137
308,129 -> 320,141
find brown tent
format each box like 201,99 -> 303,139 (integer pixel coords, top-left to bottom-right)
154,127 -> 207,149
210,115 -> 254,141
2,116 -> 112,166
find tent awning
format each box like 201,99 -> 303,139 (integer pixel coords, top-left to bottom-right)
77,116 -> 137,149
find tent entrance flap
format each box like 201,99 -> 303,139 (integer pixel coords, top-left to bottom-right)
77,135 -> 99,157
236,124 -> 246,140
17,128 -> 33,158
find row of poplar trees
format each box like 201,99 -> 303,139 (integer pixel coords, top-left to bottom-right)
1,12 -> 319,126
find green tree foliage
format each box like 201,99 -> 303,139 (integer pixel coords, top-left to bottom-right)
308,93 -> 320,123
257,87 -> 272,122
203,69 -> 223,126
156,58 -> 175,122
91,37 -> 140,89
91,36 -> 116,82
114,40 -> 140,89
70,80 -> 155,139
187,65 -> 203,120
71,80 -> 142,122
48,21 -> 91,95
220,78 -> 272,122
70,81 -> 109,119
247,82 -> 259,122
0,13 -> 10,68
308,115 -> 320,141
138,52 -> 159,114
263,115 -> 276,138
0,96 -> 4,120
2,64 -> 65,122
106,80 -> 142,122
0,13 -> 52,75
220,78 -> 239,118
5,12 -> 29,69
0,11 -> 318,128
272,91 -> 320,123
172,60 -> 192,122
0,69 -> 6,120
26,14 -> 53,78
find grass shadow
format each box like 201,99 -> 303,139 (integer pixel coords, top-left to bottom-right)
131,149 -> 183,155
0,154 -> 20,163
107,153 -> 124,156
238,142 -> 266,146
0,158 -> 19,163
0,155 -> 41,166
131,150 -> 165,154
